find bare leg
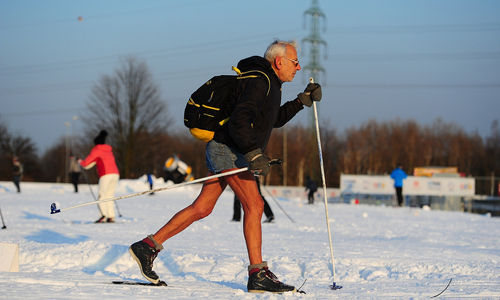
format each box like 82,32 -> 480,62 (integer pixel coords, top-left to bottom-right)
226,171 -> 264,265
152,173 -> 227,243
152,169 -> 264,266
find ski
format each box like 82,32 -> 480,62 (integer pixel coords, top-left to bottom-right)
112,280 -> 306,293
63,217 -> 135,225
64,220 -> 121,225
112,280 -> 167,286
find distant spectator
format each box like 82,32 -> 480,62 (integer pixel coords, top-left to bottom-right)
163,154 -> 193,184
390,164 -> 408,206
305,176 -> 317,204
12,157 -> 23,193
68,155 -> 81,193
147,173 -> 154,195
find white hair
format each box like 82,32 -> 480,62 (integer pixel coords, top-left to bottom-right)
264,39 -> 298,63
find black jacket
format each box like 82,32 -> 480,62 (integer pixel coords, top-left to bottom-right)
213,56 -> 304,154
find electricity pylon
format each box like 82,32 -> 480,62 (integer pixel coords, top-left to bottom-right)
302,0 -> 327,184
302,0 -> 327,86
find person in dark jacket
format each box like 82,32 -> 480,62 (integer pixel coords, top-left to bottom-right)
12,157 -> 23,193
305,176 -> 318,204
68,155 -> 81,193
129,40 -> 322,293
163,154 -> 193,184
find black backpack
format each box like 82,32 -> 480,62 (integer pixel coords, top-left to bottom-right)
184,66 -> 270,142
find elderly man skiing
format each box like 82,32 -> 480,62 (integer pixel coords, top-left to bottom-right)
129,39 -> 322,293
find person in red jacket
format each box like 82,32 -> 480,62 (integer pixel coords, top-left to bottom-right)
79,130 -> 120,223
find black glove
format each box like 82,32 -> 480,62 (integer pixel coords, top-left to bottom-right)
244,149 -> 270,176
297,83 -> 322,107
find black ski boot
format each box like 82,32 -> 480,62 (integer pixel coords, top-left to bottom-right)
129,238 -> 162,284
263,215 -> 274,223
94,216 -> 106,223
247,262 -> 296,293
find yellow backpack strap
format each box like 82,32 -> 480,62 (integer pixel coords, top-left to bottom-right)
235,69 -> 271,96
231,66 -> 242,76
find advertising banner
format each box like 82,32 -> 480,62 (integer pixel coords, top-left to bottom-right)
340,174 -> 474,197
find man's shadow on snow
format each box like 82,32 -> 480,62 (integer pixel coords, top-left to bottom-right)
82,244 -> 128,276
74,244 -> 246,291
159,251 -> 247,291
23,211 -> 54,221
25,229 -> 89,244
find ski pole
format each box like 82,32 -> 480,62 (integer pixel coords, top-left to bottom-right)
80,168 -> 105,217
0,206 -> 6,229
310,77 -> 341,290
261,185 -> 295,223
114,201 -> 123,218
51,167 -> 250,214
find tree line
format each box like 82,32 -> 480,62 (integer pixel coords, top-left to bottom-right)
2,116 -> 499,195
1,57 -> 498,195
264,118 -> 500,195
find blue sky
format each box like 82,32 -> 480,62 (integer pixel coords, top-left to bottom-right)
1,0 -> 499,154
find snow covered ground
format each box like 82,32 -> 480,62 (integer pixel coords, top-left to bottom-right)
0,177 -> 499,299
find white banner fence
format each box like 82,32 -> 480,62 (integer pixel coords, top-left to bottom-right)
340,174 -> 475,197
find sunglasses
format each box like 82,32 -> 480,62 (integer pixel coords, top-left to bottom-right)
283,57 -> 300,67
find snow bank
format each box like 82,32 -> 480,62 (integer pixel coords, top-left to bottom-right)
0,179 -> 499,299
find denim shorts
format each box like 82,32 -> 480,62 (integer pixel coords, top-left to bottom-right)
205,140 -> 248,173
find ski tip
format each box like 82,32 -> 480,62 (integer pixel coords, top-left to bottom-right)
112,280 -> 168,286
330,282 -> 342,290
156,280 -> 168,286
50,203 -> 60,214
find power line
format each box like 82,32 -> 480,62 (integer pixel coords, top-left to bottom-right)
2,49 -> 497,83
0,80 -> 93,96
2,22 -> 499,76
0,33 -> 293,76
2,107 -> 88,117
0,64 -> 231,96
2,62 -> 500,97
329,51 -> 500,61
1,20 -> 498,96
328,22 -> 500,34
329,83 -> 500,89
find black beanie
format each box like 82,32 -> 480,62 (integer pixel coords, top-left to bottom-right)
94,130 -> 108,145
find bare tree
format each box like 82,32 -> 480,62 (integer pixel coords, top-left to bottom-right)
84,56 -> 172,178
40,137 -> 67,183
0,117 -> 11,180
0,116 -> 42,181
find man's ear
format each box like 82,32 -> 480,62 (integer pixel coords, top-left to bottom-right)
274,57 -> 282,70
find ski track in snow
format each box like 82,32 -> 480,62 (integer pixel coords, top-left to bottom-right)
0,178 -> 499,299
